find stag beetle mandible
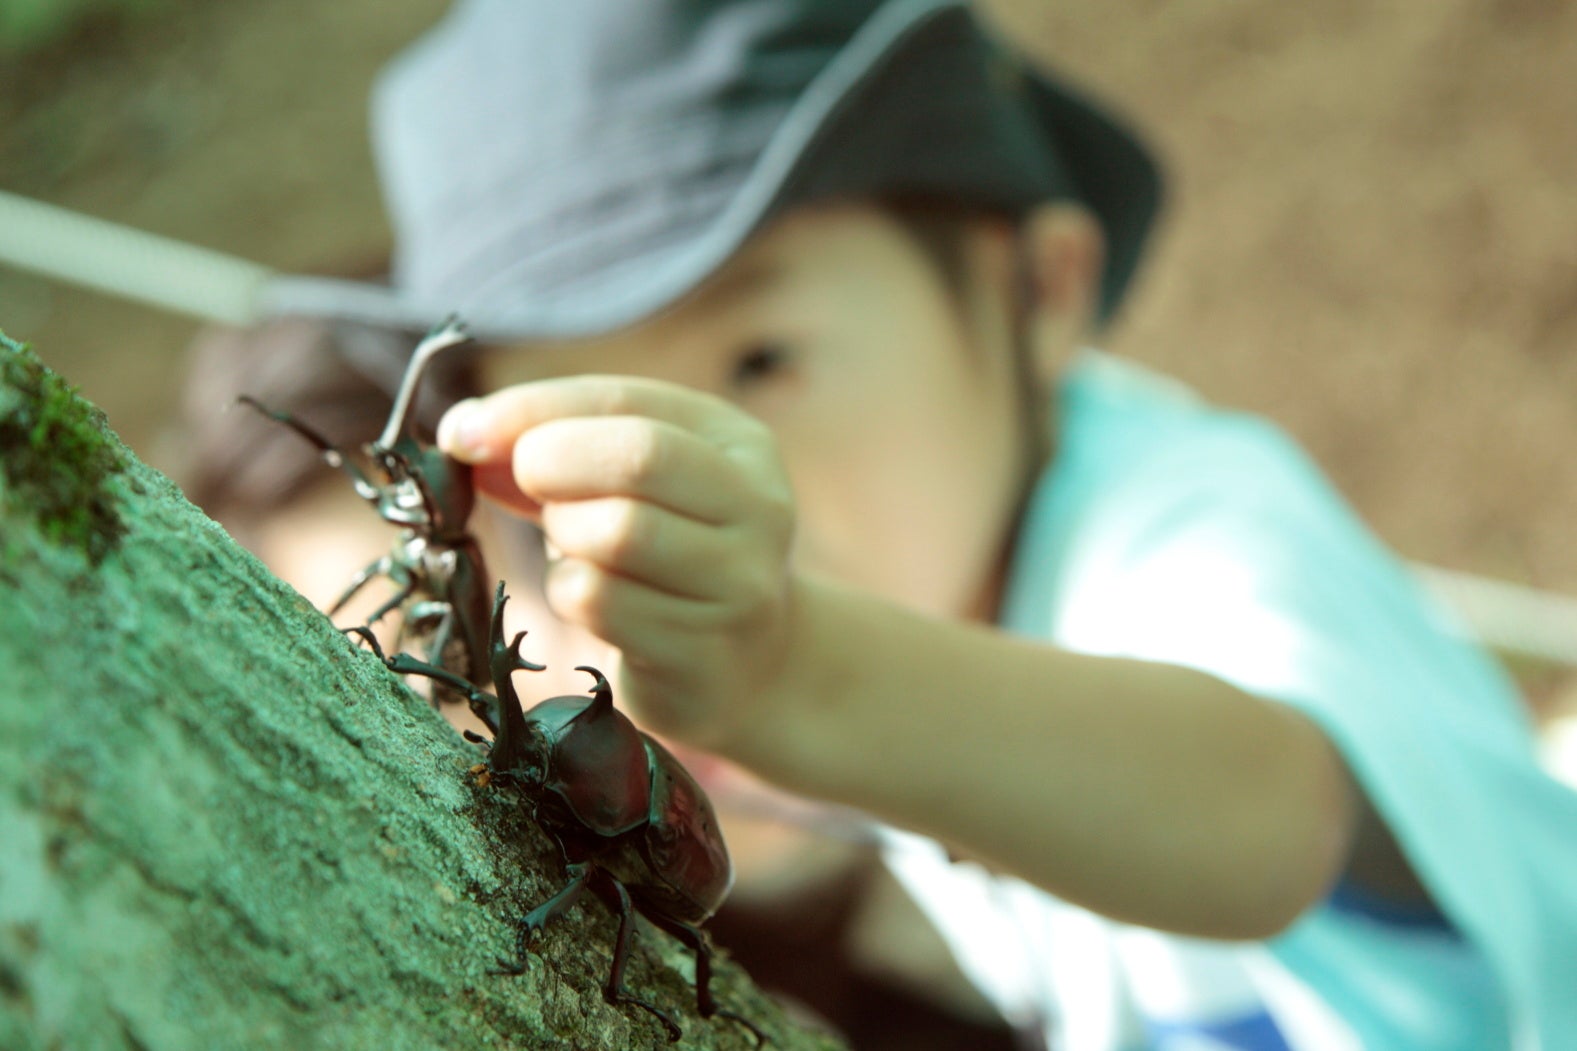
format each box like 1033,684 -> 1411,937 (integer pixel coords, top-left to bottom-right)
240,317 -> 492,709
349,582 -> 763,1045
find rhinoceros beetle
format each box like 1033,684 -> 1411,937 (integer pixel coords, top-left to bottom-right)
348,582 -> 764,1045
240,316 -> 492,710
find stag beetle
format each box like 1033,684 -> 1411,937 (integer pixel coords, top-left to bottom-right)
348,582 -> 764,1045
240,317 -> 492,709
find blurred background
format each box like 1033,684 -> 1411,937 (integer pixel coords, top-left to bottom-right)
4,0 -> 1574,587
3,0 -> 1576,687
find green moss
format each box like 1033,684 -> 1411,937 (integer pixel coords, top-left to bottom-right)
0,331 -> 128,565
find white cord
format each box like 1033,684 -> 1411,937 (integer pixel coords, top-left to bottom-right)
1414,563 -> 1577,670
0,189 -> 272,325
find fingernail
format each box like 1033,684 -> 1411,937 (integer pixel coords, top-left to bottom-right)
438,398 -> 489,461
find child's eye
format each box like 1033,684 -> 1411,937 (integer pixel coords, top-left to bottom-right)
728,342 -> 794,390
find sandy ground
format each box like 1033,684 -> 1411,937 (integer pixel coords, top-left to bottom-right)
2,0 -> 1575,662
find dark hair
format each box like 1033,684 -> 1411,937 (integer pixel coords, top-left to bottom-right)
881,193 -> 1052,474
879,193 -> 1009,303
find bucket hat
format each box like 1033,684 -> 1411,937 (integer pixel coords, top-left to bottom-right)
262,0 -> 1162,342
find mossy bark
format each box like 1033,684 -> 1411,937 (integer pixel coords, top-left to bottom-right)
0,335 -> 843,1051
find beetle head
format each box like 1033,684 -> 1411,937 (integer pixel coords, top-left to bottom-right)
371,439 -> 475,534
366,442 -> 433,528
490,721 -> 550,790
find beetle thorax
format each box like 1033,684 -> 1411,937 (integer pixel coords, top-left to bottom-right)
527,697 -> 654,838
376,476 -> 431,528
395,534 -> 459,582
396,531 -> 428,562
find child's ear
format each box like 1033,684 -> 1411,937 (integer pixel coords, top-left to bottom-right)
1020,202 -> 1104,385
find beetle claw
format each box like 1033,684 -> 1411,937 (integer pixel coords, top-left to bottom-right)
615,996 -> 682,1043
715,1009 -> 770,1048
489,956 -> 528,977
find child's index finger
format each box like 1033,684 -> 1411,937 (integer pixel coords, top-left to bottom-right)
437,375 -> 751,464
435,397 -> 502,463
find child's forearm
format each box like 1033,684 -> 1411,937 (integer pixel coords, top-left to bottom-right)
728,576 -> 1359,941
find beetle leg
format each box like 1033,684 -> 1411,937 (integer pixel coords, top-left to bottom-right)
382,651 -> 491,710
492,862 -> 593,975
466,694 -> 501,736
363,572 -> 418,627
647,913 -> 768,1047
379,634 -> 498,731
342,625 -> 384,658
460,700 -> 498,732
376,649 -> 499,736
406,598 -> 469,710
595,874 -> 682,1043
403,612 -> 502,731
414,599 -> 455,666
326,555 -> 397,617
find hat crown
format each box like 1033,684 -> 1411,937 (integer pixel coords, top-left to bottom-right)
259,0 -> 1159,341
371,0 -> 889,304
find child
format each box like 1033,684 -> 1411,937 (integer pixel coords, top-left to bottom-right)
267,0 -> 1577,1046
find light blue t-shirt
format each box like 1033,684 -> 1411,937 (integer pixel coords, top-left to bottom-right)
882,352 -> 1577,1050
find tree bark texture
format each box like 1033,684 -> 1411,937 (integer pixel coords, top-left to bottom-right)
0,334 -> 844,1051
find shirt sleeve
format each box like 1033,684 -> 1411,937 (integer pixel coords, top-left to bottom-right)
1045,411 -> 1577,1047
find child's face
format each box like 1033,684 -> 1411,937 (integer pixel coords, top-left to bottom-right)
482,202 -> 1044,621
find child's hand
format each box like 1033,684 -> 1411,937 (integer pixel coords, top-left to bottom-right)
437,377 -> 798,752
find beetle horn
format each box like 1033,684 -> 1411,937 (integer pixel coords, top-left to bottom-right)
375,315 -> 471,451
486,580 -> 543,774
491,579 -> 507,625
508,630 -> 547,673
574,665 -> 614,718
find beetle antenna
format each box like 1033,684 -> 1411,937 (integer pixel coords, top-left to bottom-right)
235,395 -> 380,501
376,315 -> 470,451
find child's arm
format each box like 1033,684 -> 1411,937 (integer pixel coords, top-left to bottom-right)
439,376 -> 1358,941
754,577 -> 1356,941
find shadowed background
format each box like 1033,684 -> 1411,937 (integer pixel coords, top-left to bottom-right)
3,0 -> 1574,601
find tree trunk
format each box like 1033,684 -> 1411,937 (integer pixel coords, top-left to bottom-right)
0,333 -> 843,1051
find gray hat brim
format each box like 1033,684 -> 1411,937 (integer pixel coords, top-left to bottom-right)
261,0 -> 1160,342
